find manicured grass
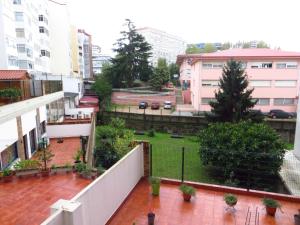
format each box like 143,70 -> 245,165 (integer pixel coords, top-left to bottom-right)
134,132 -> 217,184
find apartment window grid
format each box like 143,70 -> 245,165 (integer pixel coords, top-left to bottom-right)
38,15 -> 48,24
15,12 -> 24,21
276,62 -> 298,69
41,50 -> 50,57
16,28 -> 25,38
249,80 -> 272,87
13,0 -> 21,4
202,80 -> 219,87
251,62 -> 272,69
17,44 -> 26,53
202,62 -> 223,69
39,26 -> 49,36
274,98 -> 295,105
8,56 -> 18,67
275,80 -> 297,87
253,98 -> 270,105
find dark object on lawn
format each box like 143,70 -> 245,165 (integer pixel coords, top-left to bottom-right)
147,212 -> 155,225
171,133 -> 184,138
57,137 -> 64,143
134,130 -> 145,135
147,129 -> 155,137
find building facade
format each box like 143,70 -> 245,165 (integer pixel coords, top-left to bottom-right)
177,48 -> 300,112
136,27 -> 186,66
0,0 -> 50,73
77,29 -> 92,79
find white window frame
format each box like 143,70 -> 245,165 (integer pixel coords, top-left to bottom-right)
275,80 -> 297,87
251,62 -> 272,69
202,80 -> 219,87
274,98 -> 295,105
254,98 -> 270,105
276,62 -> 298,69
15,12 -> 24,21
249,80 -> 271,87
15,28 -> 25,38
202,62 -> 223,69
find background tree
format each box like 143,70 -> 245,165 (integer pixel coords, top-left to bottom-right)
256,40 -> 269,48
221,42 -> 232,50
202,43 -> 217,53
92,64 -> 113,111
168,63 -> 179,85
111,19 -> 152,87
185,44 -> 201,54
149,58 -> 169,90
207,60 -> 256,122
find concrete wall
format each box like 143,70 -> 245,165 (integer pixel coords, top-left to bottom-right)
102,111 -> 296,142
0,118 -> 18,152
41,144 -> 144,225
46,123 -> 91,138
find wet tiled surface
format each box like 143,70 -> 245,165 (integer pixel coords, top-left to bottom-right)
108,179 -> 300,225
36,137 -> 81,166
0,173 -> 90,225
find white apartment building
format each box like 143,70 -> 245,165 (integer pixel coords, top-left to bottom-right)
77,29 -> 92,79
0,0 -> 50,73
91,45 -> 110,74
136,27 -> 186,66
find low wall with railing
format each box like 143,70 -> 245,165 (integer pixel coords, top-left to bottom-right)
46,123 -> 91,138
41,144 -> 144,225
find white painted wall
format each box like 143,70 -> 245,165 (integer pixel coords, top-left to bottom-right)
41,144 -> 144,225
39,105 -> 47,122
21,110 -> 37,135
294,96 -> 300,159
0,118 -> 18,152
65,108 -> 93,117
46,124 -> 91,138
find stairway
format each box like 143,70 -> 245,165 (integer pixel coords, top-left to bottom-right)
175,89 -> 183,105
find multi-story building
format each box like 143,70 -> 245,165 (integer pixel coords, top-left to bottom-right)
91,45 -> 110,75
0,0 -> 50,73
77,29 -> 92,79
177,48 -> 300,112
136,27 -> 186,66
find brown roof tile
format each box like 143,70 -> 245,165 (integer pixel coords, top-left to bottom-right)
0,70 -> 30,80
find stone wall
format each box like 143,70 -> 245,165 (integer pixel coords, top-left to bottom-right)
101,111 -> 296,142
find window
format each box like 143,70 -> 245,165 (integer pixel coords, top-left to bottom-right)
253,98 -> 270,105
15,12 -> 24,21
39,26 -> 49,35
276,62 -> 298,69
13,0 -> 21,4
249,80 -> 271,87
26,48 -> 33,57
251,62 -> 272,69
202,80 -> 219,87
274,98 -> 295,105
41,50 -> 50,57
202,62 -> 223,69
17,44 -> 25,53
201,98 -> 216,105
0,142 -> 18,169
18,60 -> 28,69
8,55 -> 18,66
15,28 -> 25,38
38,15 -> 48,24
275,80 -> 297,87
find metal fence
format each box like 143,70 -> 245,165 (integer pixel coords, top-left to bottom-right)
149,143 -> 297,196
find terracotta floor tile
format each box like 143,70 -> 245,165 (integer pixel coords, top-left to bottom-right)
108,179 -> 300,225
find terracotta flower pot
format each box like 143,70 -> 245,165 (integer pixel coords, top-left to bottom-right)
147,212 -> 155,225
226,201 -> 237,207
294,214 -> 300,225
40,168 -> 51,177
183,193 -> 192,202
266,206 -> 277,216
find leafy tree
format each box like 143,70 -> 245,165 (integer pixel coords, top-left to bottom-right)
185,44 -> 201,54
169,63 -> 179,85
149,58 -> 169,90
111,19 -> 152,87
92,66 -> 112,111
257,40 -> 269,48
221,42 -> 232,50
203,43 -> 217,53
207,60 -> 256,122
199,122 -> 285,189
242,42 -> 251,48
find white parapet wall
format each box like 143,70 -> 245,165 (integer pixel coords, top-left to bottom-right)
41,144 -> 144,225
46,123 -> 91,138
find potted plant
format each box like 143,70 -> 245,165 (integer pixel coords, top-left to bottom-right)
224,193 -> 238,207
149,177 -> 161,196
179,184 -> 196,202
14,159 -> 40,177
294,209 -> 300,225
73,150 -> 82,164
147,212 -> 155,225
37,141 -> 54,177
262,198 -> 281,216
2,168 -> 14,182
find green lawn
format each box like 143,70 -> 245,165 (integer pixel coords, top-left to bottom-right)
134,132 -> 217,184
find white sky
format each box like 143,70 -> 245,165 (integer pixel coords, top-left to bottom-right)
67,0 -> 300,55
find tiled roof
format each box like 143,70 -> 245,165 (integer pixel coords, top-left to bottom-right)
0,70 -> 30,80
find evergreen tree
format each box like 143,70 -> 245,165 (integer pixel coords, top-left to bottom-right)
111,19 -> 152,87
149,58 -> 170,90
207,60 -> 257,122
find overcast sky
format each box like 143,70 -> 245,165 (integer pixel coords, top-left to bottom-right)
67,0 -> 300,55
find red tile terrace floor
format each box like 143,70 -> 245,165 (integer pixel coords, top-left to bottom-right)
33,137 -> 81,166
108,179 -> 300,225
0,173 -> 91,225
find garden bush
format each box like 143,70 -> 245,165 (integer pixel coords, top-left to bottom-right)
198,121 -> 285,187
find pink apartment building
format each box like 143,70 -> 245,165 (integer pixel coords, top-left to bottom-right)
177,48 -> 300,112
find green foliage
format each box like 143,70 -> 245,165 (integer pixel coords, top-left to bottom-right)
92,68 -> 112,110
75,162 -> 86,173
262,198 -> 281,208
94,118 -> 134,169
179,184 -> 196,196
149,177 -> 161,184
0,88 -> 21,98
14,159 -> 40,170
150,58 -> 170,90
202,43 -> 217,53
147,129 -> 155,137
36,147 -> 54,170
2,168 -> 12,177
185,44 -> 201,54
221,42 -> 232,50
256,41 -> 269,48
207,60 -> 256,122
199,122 -> 285,184
73,150 -> 82,162
224,193 -> 237,205
109,19 -> 152,87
